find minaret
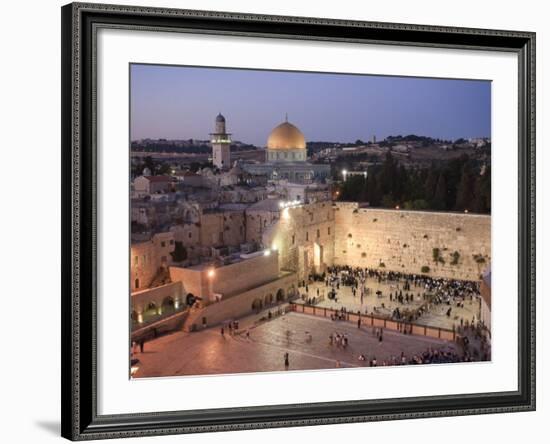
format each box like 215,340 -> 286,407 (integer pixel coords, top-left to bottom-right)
210,113 -> 231,170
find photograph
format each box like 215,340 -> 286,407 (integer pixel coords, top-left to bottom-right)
128,64 -> 492,378
0,0 -> 543,442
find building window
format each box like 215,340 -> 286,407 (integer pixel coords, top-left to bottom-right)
161,241 -> 166,247
306,232 -> 309,241
317,229 -> 320,238
135,278 -> 139,289
328,227 -> 331,236
188,232 -> 192,239
134,255 -> 138,266
169,239 -> 174,245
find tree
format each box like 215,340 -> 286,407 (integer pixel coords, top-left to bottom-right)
170,241 -> 187,262
455,164 -> 476,211
423,165 -> 439,202
381,194 -> 395,208
472,165 -> 491,213
432,173 -> 447,210
340,175 -> 367,202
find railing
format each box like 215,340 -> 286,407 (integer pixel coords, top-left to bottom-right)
131,308 -> 189,341
288,303 -> 456,342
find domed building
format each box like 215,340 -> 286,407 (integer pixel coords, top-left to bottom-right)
242,116 -> 330,184
266,120 -> 307,162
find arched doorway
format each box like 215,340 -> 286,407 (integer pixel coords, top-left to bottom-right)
162,296 -> 174,307
251,298 -> 263,311
162,296 -> 175,314
276,288 -> 285,302
142,301 -> 158,321
287,285 -> 297,299
264,293 -> 273,306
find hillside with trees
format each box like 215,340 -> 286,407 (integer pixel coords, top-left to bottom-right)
338,151 -> 491,214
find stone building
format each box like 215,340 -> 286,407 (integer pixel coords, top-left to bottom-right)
210,113 -> 231,169
130,231 -> 175,292
133,175 -> 173,196
246,200 -> 335,279
480,266 -> 492,332
242,117 -> 331,183
169,250 -> 297,330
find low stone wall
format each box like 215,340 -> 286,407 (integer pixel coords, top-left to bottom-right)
184,273 -> 298,331
169,251 -> 280,300
131,281 -> 183,315
333,203 -> 491,281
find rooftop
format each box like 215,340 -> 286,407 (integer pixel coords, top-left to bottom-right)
247,198 -> 282,212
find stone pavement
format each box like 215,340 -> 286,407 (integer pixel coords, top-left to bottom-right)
133,311 -> 462,378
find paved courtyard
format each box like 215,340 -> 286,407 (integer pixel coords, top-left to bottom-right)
133,311 -> 462,378
305,279 -> 481,331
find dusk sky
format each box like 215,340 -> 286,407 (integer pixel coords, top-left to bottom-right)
130,64 -> 491,146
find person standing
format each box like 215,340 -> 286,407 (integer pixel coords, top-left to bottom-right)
284,352 -> 290,370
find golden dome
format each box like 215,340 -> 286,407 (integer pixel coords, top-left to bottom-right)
267,121 -> 306,150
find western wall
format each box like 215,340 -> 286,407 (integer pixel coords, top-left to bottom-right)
333,203 -> 491,281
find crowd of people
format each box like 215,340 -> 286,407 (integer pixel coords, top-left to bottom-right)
300,266 -> 486,330
358,347 -> 470,367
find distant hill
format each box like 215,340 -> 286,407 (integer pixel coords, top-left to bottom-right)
131,139 -> 259,154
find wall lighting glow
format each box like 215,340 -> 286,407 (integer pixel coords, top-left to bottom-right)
282,207 -> 290,220
279,200 -> 301,210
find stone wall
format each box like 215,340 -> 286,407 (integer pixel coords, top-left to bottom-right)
169,251 -> 280,300
333,203 -> 491,281
130,232 -> 175,291
131,281 -> 183,316
199,210 -> 246,248
261,201 -> 335,279
183,273 -> 297,330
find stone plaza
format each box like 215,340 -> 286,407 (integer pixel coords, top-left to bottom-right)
132,311 -> 465,378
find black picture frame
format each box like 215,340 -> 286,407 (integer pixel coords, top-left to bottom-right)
61,2 -> 536,440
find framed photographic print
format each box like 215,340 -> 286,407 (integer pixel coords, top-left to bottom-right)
61,2 -> 536,440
